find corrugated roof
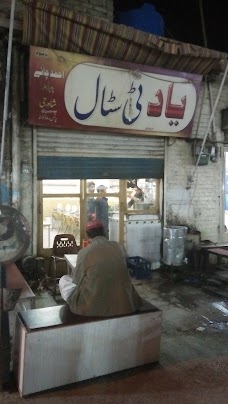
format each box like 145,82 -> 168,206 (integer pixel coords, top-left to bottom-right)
22,0 -> 227,76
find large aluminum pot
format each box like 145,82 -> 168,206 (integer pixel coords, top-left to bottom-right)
163,226 -> 188,266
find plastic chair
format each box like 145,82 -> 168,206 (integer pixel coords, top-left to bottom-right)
48,234 -> 79,297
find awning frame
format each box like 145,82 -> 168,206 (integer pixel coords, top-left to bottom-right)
21,0 -> 228,77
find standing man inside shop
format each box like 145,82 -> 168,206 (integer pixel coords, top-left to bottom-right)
86,181 -> 96,221
95,184 -> 109,239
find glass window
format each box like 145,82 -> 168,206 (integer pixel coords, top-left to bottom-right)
43,196 -> 80,248
43,180 -> 80,194
126,178 -> 158,211
86,179 -> 120,194
85,181 -> 120,240
39,178 -> 160,253
42,180 -> 80,249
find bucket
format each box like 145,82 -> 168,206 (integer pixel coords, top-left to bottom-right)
163,226 -> 188,266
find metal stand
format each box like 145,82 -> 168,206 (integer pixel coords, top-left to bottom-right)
0,264 -> 11,390
0,205 -> 30,391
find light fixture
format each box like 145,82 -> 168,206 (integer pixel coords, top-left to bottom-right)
21,162 -> 30,174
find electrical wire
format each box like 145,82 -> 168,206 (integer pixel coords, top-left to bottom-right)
0,0 -> 16,179
191,60 -> 228,181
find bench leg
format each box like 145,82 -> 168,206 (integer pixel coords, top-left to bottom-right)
18,297 -> 36,310
200,250 -> 209,273
18,302 -> 27,311
30,297 -> 36,309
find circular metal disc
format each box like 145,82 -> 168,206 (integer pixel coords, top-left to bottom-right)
0,205 -> 30,264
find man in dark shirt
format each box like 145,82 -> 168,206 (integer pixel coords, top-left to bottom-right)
95,185 -> 109,239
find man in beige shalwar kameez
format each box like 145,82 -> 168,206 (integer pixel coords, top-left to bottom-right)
59,220 -> 142,316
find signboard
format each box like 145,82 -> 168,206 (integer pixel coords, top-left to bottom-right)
29,46 -> 202,138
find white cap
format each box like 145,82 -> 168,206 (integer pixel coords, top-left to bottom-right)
97,185 -> 107,192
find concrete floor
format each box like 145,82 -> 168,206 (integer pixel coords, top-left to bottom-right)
1,268 -> 228,403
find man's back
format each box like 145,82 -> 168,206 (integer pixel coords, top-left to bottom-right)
68,236 -> 142,316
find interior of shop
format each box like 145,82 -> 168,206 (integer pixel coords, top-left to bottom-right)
40,178 -> 161,260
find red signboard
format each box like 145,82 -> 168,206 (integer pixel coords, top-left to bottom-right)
29,46 -> 202,138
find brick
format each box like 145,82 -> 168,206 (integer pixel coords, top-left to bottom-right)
166,79 -> 228,242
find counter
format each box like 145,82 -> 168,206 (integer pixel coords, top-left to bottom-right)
109,215 -> 161,270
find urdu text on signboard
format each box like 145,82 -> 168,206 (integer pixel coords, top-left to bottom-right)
29,46 -> 202,138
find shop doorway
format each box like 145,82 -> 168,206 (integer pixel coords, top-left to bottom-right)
37,178 -> 161,258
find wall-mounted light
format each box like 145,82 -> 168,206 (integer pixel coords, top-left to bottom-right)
21,162 -> 31,174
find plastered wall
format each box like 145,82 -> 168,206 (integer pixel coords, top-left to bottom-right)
64,0 -> 114,20
40,0 -> 113,20
8,0 -> 114,22
165,76 -> 228,243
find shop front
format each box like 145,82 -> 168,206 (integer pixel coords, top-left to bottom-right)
21,0 -> 228,261
29,45 -> 201,265
36,127 -> 164,267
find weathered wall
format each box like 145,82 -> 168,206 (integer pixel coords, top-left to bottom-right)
62,0 -> 114,20
17,0 -> 114,255
20,127 -> 34,255
1,0 -> 114,23
165,76 -> 228,242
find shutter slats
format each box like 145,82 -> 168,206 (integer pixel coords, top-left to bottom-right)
36,128 -> 164,179
37,128 -> 164,159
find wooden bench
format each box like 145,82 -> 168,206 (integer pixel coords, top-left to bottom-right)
5,262 -> 35,310
13,301 -> 162,397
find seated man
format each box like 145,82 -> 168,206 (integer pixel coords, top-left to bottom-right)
59,220 -> 142,317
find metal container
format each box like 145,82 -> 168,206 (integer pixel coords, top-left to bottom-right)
163,226 -> 188,266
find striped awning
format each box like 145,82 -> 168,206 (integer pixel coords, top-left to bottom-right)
22,0 -> 227,76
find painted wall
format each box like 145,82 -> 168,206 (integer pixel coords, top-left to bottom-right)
165,76 -> 228,243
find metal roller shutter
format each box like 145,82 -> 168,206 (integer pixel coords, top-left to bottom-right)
37,128 -> 164,179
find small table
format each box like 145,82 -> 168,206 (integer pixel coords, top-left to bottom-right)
200,247 -> 228,272
64,254 -> 77,275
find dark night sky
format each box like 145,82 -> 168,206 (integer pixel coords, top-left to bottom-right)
114,0 -> 228,53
